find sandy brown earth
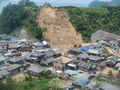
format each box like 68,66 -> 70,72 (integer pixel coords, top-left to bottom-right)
37,5 -> 82,49
101,67 -> 117,77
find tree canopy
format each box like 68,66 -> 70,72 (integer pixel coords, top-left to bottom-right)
59,5 -> 120,42
0,0 -> 43,40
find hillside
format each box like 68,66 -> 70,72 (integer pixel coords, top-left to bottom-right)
37,5 -> 82,47
1,1 -> 120,43
89,0 -> 120,7
60,5 -> 120,42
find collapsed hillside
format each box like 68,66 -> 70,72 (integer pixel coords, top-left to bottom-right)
37,5 -> 82,48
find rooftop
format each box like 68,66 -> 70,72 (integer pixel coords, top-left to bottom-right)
6,64 -> 21,71
44,50 -> 55,58
96,82 -> 120,90
54,56 -> 73,64
76,53 -> 89,59
69,48 -> 82,53
8,43 -> 18,48
8,57 -> 23,63
0,69 -> 9,76
27,66 -> 46,74
87,49 -> 103,55
72,77 -> 89,86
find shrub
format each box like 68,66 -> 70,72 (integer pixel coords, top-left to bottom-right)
108,70 -> 113,76
42,70 -> 51,77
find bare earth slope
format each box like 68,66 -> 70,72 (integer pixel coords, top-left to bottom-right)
37,5 -> 82,49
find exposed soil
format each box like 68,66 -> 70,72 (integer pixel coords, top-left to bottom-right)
37,5 -> 82,50
101,67 -> 117,77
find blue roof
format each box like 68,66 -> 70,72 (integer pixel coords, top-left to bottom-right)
99,40 -> 105,43
81,47 -> 95,51
109,41 -> 118,44
73,77 -> 89,86
2,36 -> 17,39
81,47 -> 89,51
95,43 -> 102,47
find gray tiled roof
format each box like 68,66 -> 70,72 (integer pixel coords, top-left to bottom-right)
27,66 -> 46,74
8,43 -> 18,48
8,57 -> 23,63
44,50 -> 55,58
76,53 -> 89,59
24,53 -> 32,60
41,57 -> 53,64
6,64 -> 21,71
5,52 -> 21,57
33,42 -> 43,46
106,55 -> 118,64
107,55 -> 118,62
88,55 -> 102,61
78,61 -> 85,66
19,42 -> 28,47
0,56 -> 5,61
0,69 -> 9,76
82,63 -> 92,69
96,82 -> 120,90
69,48 -> 82,53
31,52 -> 44,57
0,34 -> 7,37
87,49 -> 103,55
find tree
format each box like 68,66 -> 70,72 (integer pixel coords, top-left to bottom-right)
108,70 -> 113,76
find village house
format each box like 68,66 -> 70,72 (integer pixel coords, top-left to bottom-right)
0,41 -> 7,53
0,56 -> 6,68
4,49 -> 22,57
85,81 -> 97,90
8,57 -> 24,65
7,43 -> 19,50
102,37 -> 116,42
6,64 -> 21,76
44,50 -> 56,58
42,40 -> 50,48
24,52 -> 44,63
40,57 -> 53,66
18,42 -> 30,52
0,34 -> 7,40
64,60 -> 82,75
87,48 -> 103,56
78,61 -> 92,72
106,55 -> 118,67
96,82 -> 120,90
87,55 -> 102,65
24,50 -> 56,64
53,56 -> 73,71
1,36 -> 18,41
33,42 -> 45,49
0,69 -> 9,80
27,65 -> 46,76
76,53 -> 89,61
72,77 -> 90,89
97,62 -> 106,71
66,48 -> 82,58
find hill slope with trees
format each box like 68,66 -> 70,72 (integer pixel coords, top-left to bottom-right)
0,0 -> 44,40
1,0 -> 120,42
89,0 -> 120,7
59,5 -> 120,42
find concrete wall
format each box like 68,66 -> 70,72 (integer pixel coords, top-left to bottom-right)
91,30 -> 120,42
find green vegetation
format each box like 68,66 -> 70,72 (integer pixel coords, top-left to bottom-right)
1,0 -> 120,42
108,70 -> 113,76
89,0 -> 120,7
0,75 -> 63,90
94,76 -> 120,86
59,5 -> 120,41
0,0 -> 43,40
